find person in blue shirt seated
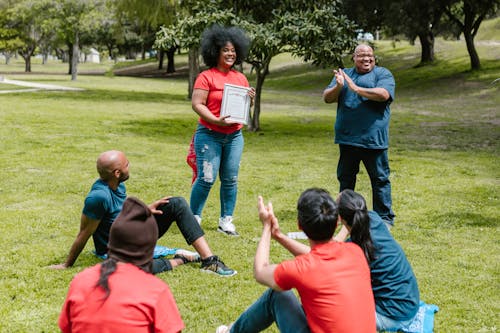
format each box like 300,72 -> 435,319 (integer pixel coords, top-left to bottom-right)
49,150 -> 236,277
335,189 -> 420,332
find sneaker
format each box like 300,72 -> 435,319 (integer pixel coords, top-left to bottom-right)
194,215 -> 202,225
216,325 -> 229,333
218,216 -> 239,236
201,255 -> 237,277
174,249 -> 201,263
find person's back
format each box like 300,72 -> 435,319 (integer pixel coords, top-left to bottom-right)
368,211 -> 420,321
59,263 -> 183,333
337,189 -> 420,332
59,197 -> 184,333
276,241 -> 375,332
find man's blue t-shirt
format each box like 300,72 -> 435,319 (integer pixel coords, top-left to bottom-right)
327,66 -> 395,149
368,211 -> 420,320
82,179 -> 127,255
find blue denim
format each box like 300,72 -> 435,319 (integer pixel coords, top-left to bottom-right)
190,125 -> 244,218
337,144 -> 395,225
376,310 -> 416,332
230,289 -> 310,333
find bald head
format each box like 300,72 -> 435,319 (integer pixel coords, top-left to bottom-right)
96,150 -> 129,181
354,44 -> 373,55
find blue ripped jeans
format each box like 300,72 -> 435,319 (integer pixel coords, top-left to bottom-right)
190,124 -> 244,218
230,289 -> 310,333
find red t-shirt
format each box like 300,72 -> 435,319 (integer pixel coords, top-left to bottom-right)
274,242 -> 376,333
59,263 -> 184,333
193,67 -> 249,134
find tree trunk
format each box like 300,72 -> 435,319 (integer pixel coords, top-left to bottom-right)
187,47 -> 199,99
462,2 -> 481,70
158,49 -> 164,70
464,32 -> 480,70
67,43 -> 73,74
166,47 -> 176,73
418,31 -> 434,64
71,32 -> 79,81
23,53 -> 31,72
21,47 -> 34,72
248,60 -> 270,132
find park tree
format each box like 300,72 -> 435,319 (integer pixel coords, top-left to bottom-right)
51,0 -> 104,80
155,2 -> 237,98
113,0 -> 177,66
341,0 -> 447,64
2,0 -> 55,72
0,3 -> 24,65
237,0 -> 357,130
239,2 -> 357,130
443,0 -> 499,70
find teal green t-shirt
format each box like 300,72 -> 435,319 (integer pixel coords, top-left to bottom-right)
368,211 -> 420,320
82,179 -> 127,255
327,66 -> 395,149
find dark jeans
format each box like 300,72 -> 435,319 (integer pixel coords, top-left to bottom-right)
230,289 -> 310,333
337,145 -> 395,225
151,196 -> 204,274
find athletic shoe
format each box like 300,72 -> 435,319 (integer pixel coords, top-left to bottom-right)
174,249 -> 200,263
216,325 -> 229,333
218,216 -> 239,236
194,215 -> 202,225
201,255 -> 237,277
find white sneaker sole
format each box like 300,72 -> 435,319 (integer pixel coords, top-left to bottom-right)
217,227 -> 239,236
200,267 -> 238,277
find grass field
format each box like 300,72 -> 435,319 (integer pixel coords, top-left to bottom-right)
0,26 -> 499,332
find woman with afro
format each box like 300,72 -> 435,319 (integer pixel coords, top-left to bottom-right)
190,24 -> 255,236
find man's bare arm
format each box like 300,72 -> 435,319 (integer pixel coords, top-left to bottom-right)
253,196 -> 282,290
49,214 -> 100,269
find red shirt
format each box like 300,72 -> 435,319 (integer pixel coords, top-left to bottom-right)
274,242 -> 376,333
59,263 -> 184,333
193,67 -> 249,134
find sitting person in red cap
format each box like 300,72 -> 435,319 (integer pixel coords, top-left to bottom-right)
50,150 -> 235,277
58,196 -> 185,333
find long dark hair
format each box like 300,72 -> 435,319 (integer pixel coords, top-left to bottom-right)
337,189 -> 376,262
96,258 -> 118,299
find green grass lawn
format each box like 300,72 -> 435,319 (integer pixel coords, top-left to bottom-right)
0,34 -> 499,332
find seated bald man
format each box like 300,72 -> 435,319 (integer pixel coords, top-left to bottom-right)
50,150 -> 236,277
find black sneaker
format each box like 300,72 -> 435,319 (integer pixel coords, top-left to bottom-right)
201,256 -> 237,277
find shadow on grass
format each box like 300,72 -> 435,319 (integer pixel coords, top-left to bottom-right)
392,119 -> 499,153
12,88 -> 187,104
435,212 -> 499,228
395,58 -> 500,90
